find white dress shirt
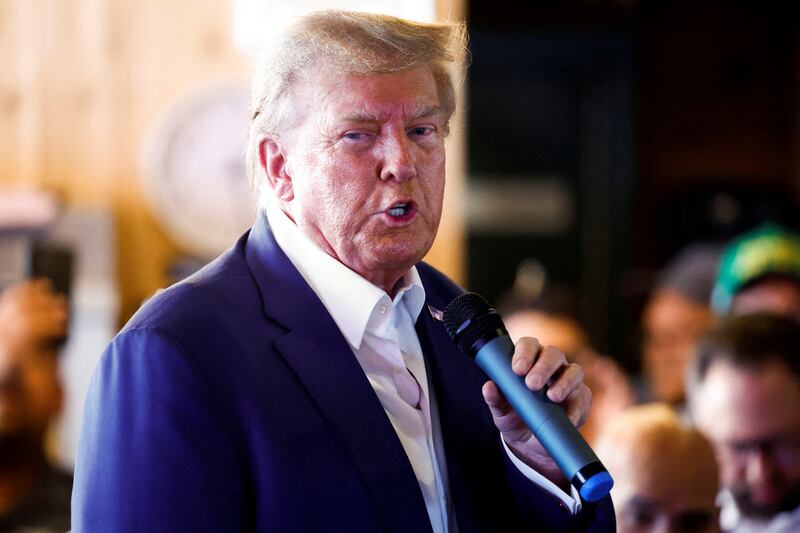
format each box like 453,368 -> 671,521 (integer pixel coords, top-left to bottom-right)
265,203 -> 580,531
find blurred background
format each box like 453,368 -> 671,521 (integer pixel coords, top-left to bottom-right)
0,0 -> 798,468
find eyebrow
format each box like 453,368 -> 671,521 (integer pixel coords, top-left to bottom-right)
339,104 -> 444,124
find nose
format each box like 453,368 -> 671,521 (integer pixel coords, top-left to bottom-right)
647,515 -> 670,533
746,448 -> 780,494
379,131 -> 417,182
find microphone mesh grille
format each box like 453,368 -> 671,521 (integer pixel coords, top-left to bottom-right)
443,293 -> 505,355
443,293 -> 491,337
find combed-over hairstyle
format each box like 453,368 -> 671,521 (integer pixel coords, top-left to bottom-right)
244,10 -> 468,193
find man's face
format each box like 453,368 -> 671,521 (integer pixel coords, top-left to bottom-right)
608,429 -> 720,533
615,491 -> 719,533
692,360 -> 800,519
266,64 -> 447,289
643,290 -> 715,403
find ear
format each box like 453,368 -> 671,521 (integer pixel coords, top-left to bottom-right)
259,138 -> 294,202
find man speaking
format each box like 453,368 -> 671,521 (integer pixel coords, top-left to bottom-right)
72,11 -> 613,532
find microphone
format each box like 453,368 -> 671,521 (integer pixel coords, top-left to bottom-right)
442,292 -> 613,502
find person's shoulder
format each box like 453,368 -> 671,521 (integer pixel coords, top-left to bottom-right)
124,242 -> 256,336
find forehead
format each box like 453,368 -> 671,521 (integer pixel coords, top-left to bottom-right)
693,360 -> 800,443
644,290 -> 711,330
618,475 -> 718,512
732,278 -> 800,318
290,64 -> 442,123
612,445 -> 718,508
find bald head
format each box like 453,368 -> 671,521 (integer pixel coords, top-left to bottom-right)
595,404 -> 719,533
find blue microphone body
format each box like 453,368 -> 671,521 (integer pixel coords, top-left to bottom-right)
475,335 -> 611,501
443,293 -> 613,502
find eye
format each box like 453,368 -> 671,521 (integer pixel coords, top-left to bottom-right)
621,505 -> 656,528
677,511 -> 713,532
343,131 -> 368,141
630,510 -> 656,527
409,126 -> 434,137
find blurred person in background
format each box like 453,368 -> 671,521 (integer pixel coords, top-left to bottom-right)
594,403 -> 720,533
0,279 -> 71,532
711,223 -> 800,322
498,259 -> 635,445
640,244 -> 720,406
688,313 -> 800,532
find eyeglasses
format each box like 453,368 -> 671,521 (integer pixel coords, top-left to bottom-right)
720,435 -> 800,468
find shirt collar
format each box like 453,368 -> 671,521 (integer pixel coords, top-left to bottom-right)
265,202 -> 426,350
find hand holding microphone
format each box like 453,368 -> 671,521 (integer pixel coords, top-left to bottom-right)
443,292 -> 613,502
481,338 -> 590,481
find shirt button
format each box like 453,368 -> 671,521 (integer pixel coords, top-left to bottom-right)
379,305 -> 387,314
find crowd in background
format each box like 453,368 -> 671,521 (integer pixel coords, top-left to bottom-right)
498,222 -> 800,532
2,220 -> 800,531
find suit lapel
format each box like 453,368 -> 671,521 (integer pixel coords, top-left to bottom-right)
417,284 -> 517,533
416,309 -> 488,533
244,215 -> 432,533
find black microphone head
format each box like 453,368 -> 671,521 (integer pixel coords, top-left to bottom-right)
443,292 -> 506,356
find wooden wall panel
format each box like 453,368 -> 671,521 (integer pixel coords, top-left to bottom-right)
1,0 -> 43,186
425,0 -> 467,286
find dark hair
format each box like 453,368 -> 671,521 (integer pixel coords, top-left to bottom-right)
690,313 -> 800,386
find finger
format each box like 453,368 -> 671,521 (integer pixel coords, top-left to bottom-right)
481,381 -> 511,418
524,345 -> 567,390
42,308 -> 69,338
545,362 -> 584,403
510,337 -> 542,376
482,381 -> 532,442
32,288 -> 67,315
561,384 -> 592,428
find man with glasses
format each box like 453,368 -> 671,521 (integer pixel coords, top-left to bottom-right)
688,313 -> 800,532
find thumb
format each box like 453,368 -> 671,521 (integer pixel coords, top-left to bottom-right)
482,381 -> 511,418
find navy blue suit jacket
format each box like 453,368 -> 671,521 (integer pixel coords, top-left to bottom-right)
72,215 -> 614,532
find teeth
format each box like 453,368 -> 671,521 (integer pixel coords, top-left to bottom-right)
388,204 -> 407,217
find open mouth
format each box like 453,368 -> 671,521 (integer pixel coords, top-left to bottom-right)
388,203 -> 409,217
387,201 -> 415,217
383,200 -> 417,223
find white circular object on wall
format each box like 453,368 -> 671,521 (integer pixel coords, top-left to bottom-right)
140,79 -> 257,259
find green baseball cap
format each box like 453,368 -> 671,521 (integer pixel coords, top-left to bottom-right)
712,223 -> 800,314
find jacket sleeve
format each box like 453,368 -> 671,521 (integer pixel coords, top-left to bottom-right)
71,327 -> 245,532
500,447 -> 616,532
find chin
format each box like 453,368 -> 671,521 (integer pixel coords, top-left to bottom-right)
736,486 -> 800,519
369,237 -> 432,266
370,254 -> 421,274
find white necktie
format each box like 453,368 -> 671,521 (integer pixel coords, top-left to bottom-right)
393,365 -> 422,409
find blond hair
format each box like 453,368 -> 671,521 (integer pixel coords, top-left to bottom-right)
245,10 -> 467,193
